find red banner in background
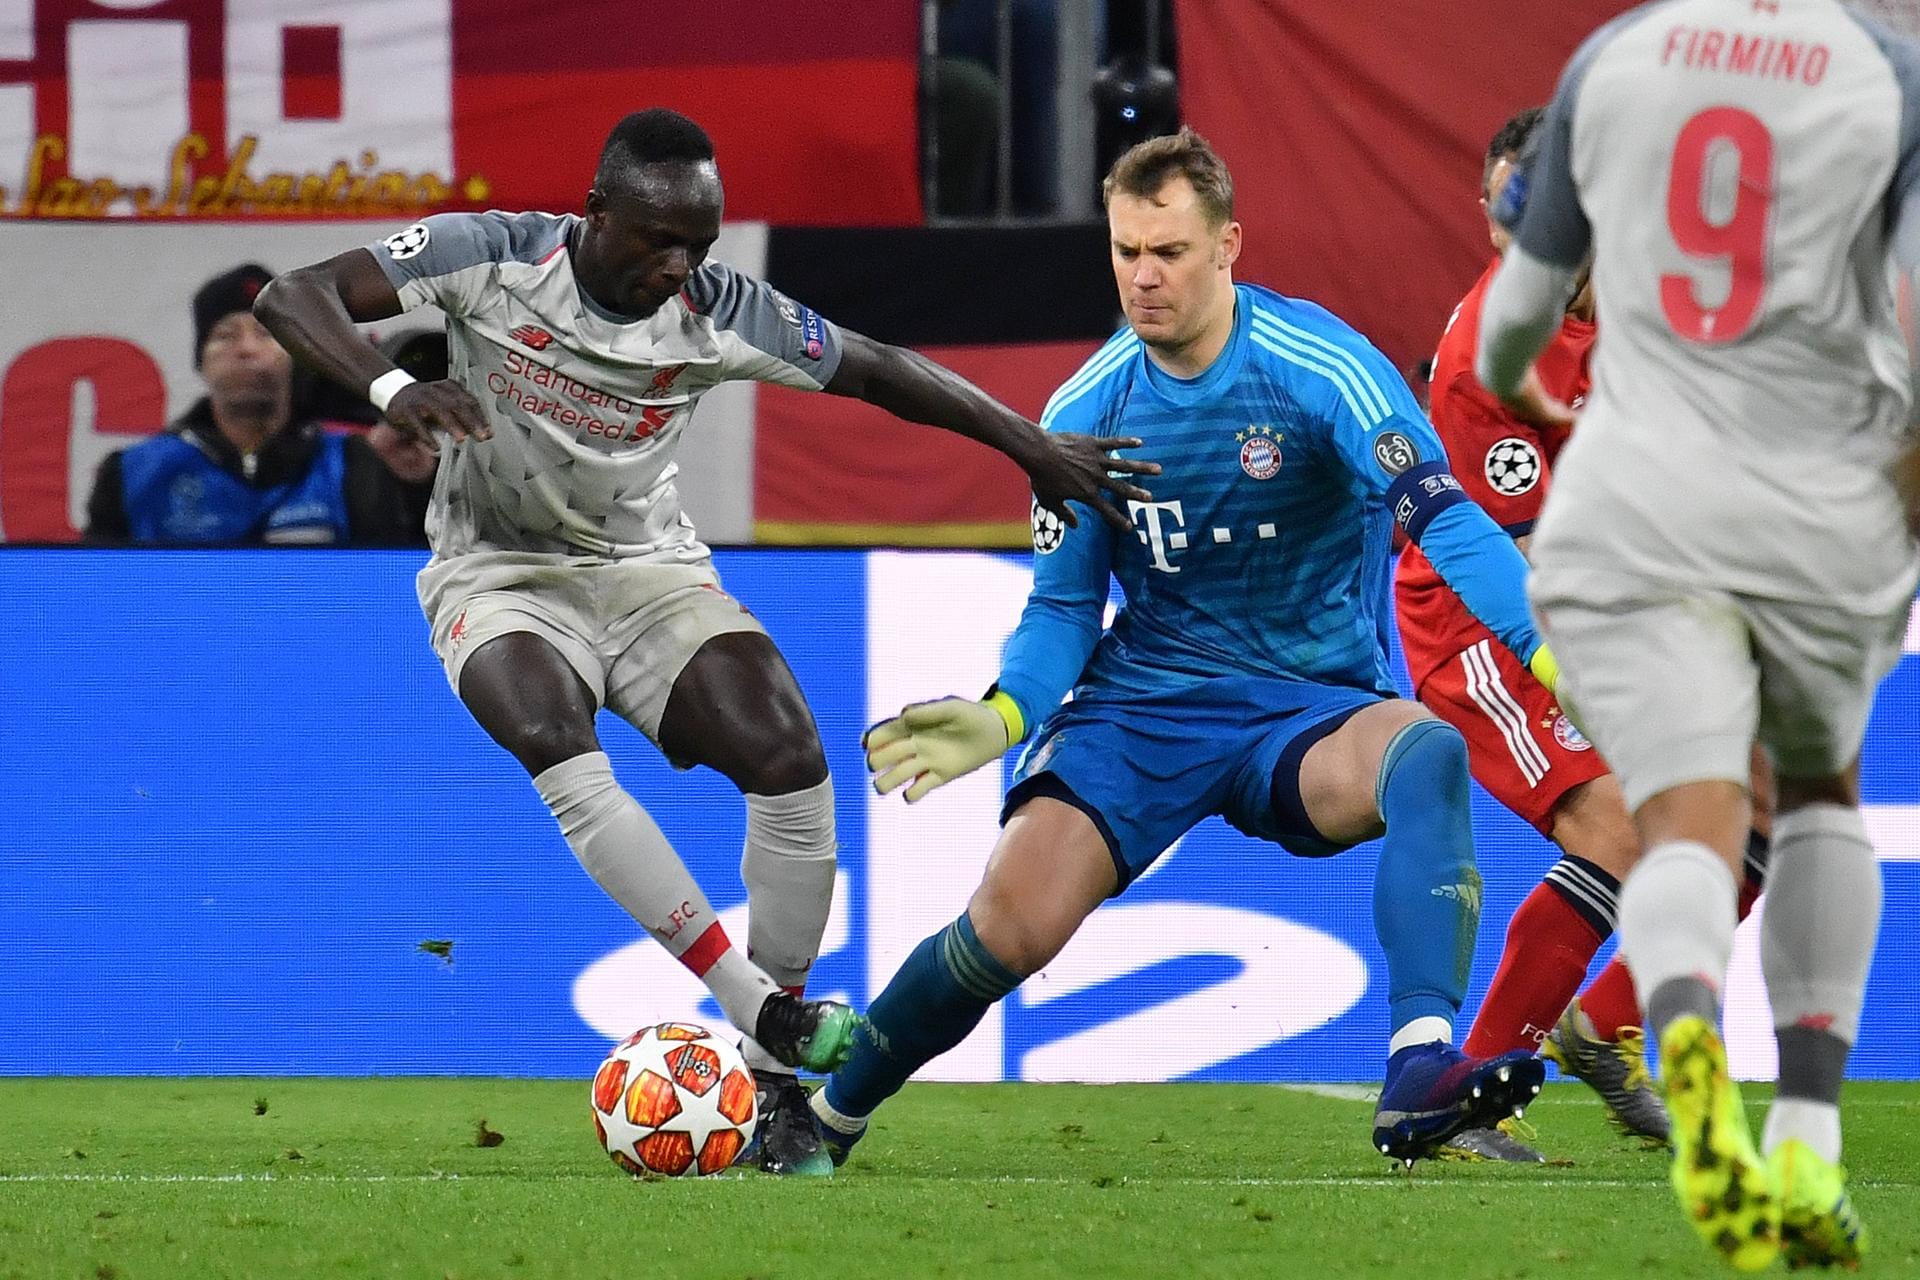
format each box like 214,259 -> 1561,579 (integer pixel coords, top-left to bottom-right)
0,0 -> 920,224
452,1 -> 921,227
754,340 -> 1101,546
1176,0 -> 1630,372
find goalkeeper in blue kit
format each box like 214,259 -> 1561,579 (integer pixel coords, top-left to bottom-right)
815,130 -> 1559,1162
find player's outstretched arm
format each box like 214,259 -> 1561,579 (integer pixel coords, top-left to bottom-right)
1477,249 -> 1579,428
868,485 -> 1114,804
826,330 -> 1159,532
1409,495 -> 1557,689
255,250 -> 491,444
865,694 -> 1024,803
1315,327 -> 1557,689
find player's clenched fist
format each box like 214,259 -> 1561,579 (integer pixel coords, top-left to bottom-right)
386,379 -> 494,445
864,697 -> 1014,802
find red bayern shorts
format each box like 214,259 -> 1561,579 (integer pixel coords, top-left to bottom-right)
1416,636 -> 1612,834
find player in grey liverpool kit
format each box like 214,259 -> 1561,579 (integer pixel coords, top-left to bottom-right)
1478,0 -> 1920,1265
255,109 -> 1156,1177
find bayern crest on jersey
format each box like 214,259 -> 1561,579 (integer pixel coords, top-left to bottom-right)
1238,424 -> 1282,480
1551,713 -> 1591,753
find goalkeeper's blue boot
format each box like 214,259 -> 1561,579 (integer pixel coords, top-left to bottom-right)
1372,1042 -> 1546,1165
733,1074 -> 834,1178
807,1087 -> 869,1169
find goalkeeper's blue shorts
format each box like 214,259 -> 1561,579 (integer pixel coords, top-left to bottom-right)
1001,673 -> 1383,893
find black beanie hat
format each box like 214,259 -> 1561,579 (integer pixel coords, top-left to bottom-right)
192,263 -> 274,366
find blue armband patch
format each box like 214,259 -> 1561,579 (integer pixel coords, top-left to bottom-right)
1387,461 -> 1470,544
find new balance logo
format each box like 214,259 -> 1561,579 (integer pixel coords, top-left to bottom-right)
508,325 -> 554,351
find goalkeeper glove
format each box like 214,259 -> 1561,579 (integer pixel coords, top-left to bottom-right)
1527,642 -> 1560,693
864,690 -> 1026,803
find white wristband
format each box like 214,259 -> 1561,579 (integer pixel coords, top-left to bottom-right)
367,368 -> 418,414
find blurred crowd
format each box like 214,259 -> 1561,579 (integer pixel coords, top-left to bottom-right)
84,263 -> 442,548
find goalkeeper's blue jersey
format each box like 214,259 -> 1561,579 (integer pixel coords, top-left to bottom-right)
997,283 -> 1539,732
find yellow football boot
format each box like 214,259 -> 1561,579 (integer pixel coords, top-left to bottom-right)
1772,1137 -> 1867,1270
1660,1015 -> 1781,1272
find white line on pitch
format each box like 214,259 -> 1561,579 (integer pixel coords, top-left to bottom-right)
0,1173 -> 472,1184
2,1172 -> 1912,1191
1278,1086 -> 1920,1107
0,1172 -> 1642,1189
1277,1083 -> 1379,1102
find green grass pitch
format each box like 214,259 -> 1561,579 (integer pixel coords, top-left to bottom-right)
2,1078 -> 1917,1278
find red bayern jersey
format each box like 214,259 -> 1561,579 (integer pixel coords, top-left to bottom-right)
1395,258 -> 1594,689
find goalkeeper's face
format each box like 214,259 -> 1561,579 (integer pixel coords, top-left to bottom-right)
1108,177 -> 1241,353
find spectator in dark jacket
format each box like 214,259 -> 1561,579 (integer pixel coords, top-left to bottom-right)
86,264 -> 432,546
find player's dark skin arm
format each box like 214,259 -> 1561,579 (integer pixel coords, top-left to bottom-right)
254,248 -> 492,444
827,332 -> 1159,532
257,245 -> 823,798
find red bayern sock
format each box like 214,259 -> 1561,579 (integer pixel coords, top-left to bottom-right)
1580,849 -> 1765,1041
1464,883 -> 1608,1057
1579,957 -> 1639,1040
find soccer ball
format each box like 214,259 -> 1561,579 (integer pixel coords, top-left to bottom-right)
1483,436 -> 1542,496
590,1022 -> 759,1177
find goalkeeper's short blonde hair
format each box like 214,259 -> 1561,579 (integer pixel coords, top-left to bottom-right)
1102,128 -> 1234,229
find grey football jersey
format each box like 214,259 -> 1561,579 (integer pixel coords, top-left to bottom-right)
367,211 -> 842,561
1511,0 -> 1920,612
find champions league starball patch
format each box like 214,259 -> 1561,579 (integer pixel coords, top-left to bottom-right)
1031,498 -> 1066,554
1485,437 -> 1542,496
1237,424 -> 1282,480
382,223 -> 431,260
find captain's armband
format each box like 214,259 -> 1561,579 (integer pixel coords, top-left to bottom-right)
1387,461 -> 1470,543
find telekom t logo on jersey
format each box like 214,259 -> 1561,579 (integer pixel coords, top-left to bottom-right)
1130,499 -> 1188,574
1129,498 -> 1282,573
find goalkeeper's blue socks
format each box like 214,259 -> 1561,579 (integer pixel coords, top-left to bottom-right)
822,911 -> 1021,1128
1371,718 -> 1480,1052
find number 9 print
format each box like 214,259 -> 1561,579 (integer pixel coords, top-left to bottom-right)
1661,106 -> 1772,344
